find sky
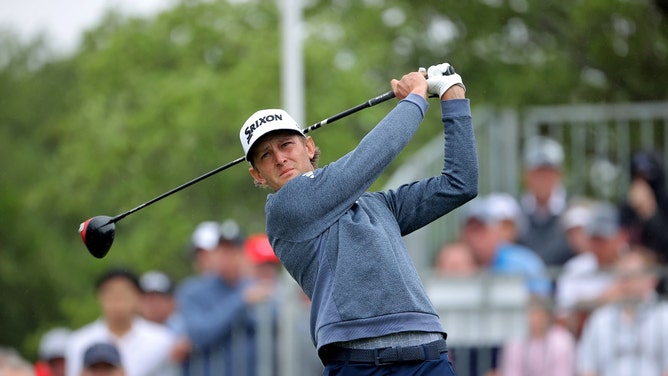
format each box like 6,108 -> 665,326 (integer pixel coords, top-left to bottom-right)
0,0 -> 173,53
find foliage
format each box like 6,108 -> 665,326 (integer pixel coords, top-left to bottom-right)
0,0 -> 666,358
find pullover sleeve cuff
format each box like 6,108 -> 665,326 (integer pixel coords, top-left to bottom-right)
440,98 -> 471,118
400,93 -> 429,117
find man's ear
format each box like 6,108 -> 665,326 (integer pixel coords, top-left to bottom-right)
305,136 -> 316,159
249,167 -> 266,185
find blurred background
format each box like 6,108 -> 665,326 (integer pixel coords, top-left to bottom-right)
1,0 -> 668,372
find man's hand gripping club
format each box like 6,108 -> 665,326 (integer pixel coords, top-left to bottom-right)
390,62 -> 466,102
422,63 -> 466,100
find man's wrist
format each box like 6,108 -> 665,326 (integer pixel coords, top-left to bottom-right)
441,85 -> 465,100
403,93 -> 429,116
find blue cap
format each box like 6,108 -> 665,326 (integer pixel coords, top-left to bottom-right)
83,343 -> 122,368
586,202 -> 620,238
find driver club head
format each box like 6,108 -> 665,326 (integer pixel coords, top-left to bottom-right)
79,216 -> 116,259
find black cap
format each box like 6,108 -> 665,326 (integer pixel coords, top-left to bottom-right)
95,267 -> 141,292
631,150 -> 664,185
83,343 -> 122,368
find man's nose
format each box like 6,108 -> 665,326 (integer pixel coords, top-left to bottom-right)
273,150 -> 287,165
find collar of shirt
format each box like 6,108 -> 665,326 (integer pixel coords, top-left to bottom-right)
521,186 -> 567,217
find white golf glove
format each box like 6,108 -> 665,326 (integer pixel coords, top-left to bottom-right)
425,63 -> 465,97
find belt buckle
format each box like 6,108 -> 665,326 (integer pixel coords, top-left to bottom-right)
373,348 -> 393,366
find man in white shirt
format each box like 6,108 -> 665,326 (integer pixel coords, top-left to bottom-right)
65,267 -> 175,376
577,247 -> 668,376
555,202 -> 627,337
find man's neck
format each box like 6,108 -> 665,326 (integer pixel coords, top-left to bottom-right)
107,317 -> 133,338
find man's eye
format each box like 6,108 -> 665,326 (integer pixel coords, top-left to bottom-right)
260,152 -> 270,160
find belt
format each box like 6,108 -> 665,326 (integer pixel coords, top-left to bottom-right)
320,339 -> 448,366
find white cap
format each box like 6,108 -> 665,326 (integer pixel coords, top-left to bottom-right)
239,109 -> 304,160
139,270 -> 173,294
524,136 -> 564,169
562,205 -> 592,230
39,327 -> 71,361
462,194 -> 521,226
191,221 -> 222,251
486,192 -> 521,223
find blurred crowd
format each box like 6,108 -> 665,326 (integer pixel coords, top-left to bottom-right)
433,136 -> 668,376
2,220 -> 322,376
2,136 -> 668,376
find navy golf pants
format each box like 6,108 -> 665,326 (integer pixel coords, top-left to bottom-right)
323,352 -> 456,375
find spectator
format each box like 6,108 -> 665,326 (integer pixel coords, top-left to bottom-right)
517,136 -> 576,266
175,219 -> 275,376
138,271 -> 176,327
577,247 -> 668,376
457,195 -> 552,376
620,149 -> 668,262
561,199 -> 594,256
0,346 -> 35,376
138,270 -> 187,375
244,232 -> 282,375
80,343 -> 125,376
555,201 -> 627,337
188,221 -> 227,274
462,195 -> 553,297
170,220 -> 230,366
499,295 -> 576,376
65,267 -> 175,376
36,327 -> 71,376
244,234 -> 324,375
487,192 -> 523,243
244,233 -> 281,282
431,240 -> 484,375
433,241 -> 478,278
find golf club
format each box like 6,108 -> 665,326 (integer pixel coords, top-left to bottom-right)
79,90 -> 397,258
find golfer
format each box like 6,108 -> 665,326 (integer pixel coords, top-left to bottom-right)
239,63 -> 477,375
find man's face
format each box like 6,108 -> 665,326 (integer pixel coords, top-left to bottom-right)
214,242 -> 246,283
524,166 -> 561,204
435,242 -> 477,277
97,277 -> 140,322
140,292 -> 175,324
81,363 -> 125,376
528,304 -> 551,337
589,234 -> 621,266
616,254 -> 657,303
248,132 -> 316,191
462,219 -> 501,265
48,357 -> 66,376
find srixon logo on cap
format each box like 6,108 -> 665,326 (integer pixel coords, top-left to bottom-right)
245,113 -> 284,143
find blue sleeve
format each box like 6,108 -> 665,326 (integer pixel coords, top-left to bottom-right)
494,244 -> 553,296
381,98 -> 478,235
267,94 -> 428,241
175,278 -> 248,348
